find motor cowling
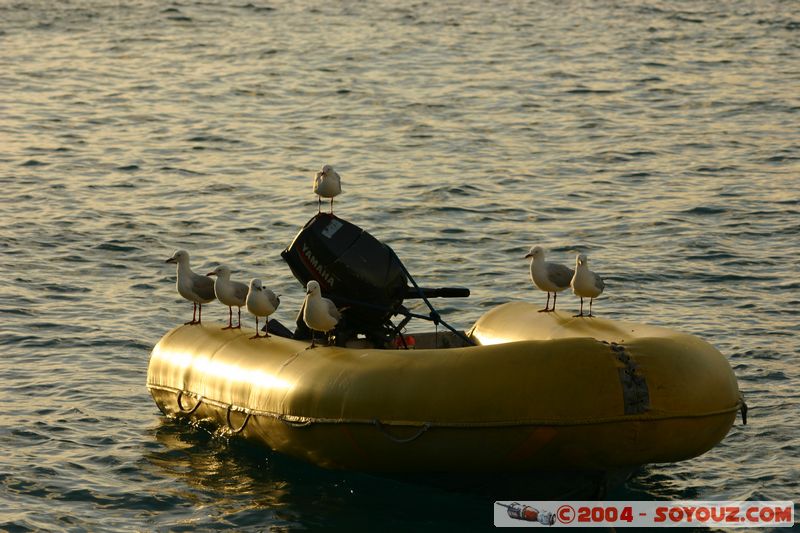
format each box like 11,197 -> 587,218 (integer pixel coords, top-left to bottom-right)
281,213 -> 408,339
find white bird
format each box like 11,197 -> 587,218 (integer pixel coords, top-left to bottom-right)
246,278 -> 281,339
302,280 -> 341,348
525,246 -> 574,312
165,249 -> 216,325
313,164 -> 342,214
570,253 -> 605,317
207,265 -> 249,330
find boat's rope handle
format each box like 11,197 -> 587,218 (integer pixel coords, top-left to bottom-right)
373,420 -> 430,443
278,415 -> 313,428
176,390 -> 203,415
226,405 -> 252,434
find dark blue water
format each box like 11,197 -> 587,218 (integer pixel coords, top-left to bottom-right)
1,0 -> 798,530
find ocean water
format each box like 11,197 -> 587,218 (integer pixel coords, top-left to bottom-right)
1,0 -> 798,530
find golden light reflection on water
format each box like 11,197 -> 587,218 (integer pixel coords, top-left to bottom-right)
2,0 -> 799,529
149,424 -> 293,507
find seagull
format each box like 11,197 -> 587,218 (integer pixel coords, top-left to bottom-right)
524,246 -> 574,312
313,164 -> 341,214
165,249 -> 216,325
246,278 -> 281,339
570,253 -> 605,317
207,265 -> 249,330
303,280 -> 341,348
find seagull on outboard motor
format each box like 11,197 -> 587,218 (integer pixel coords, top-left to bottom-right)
313,164 -> 341,214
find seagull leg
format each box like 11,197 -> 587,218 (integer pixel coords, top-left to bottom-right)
234,307 -> 242,329
538,292 -> 551,313
588,298 -> 595,318
318,196 -> 321,214
573,298 -> 585,318
330,197 -> 334,214
198,303 -> 203,324
185,303 -> 198,325
307,331 -> 317,350
552,292 -> 558,312
249,317 -> 261,339
222,307 -> 233,329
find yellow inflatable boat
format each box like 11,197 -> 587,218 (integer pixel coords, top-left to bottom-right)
147,301 -> 742,473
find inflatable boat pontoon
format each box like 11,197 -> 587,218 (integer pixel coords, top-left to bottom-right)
148,214 -> 742,473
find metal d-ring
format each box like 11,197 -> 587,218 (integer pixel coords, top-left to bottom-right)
225,405 -> 252,434
373,420 -> 430,443
739,393 -> 748,425
176,390 -> 203,415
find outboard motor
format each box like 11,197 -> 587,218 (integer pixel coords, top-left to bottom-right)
281,213 -> 471,346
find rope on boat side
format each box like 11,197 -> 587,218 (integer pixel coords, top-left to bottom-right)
373,419 -> 430,443
225,405 -> 252,434
146,384 -> 739,428
278,415 -> 314,428
176,390 -> 203,415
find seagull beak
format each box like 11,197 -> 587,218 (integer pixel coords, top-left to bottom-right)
206,271 -> 216,276
524,253 -> 532,259
166,257 -> 176,264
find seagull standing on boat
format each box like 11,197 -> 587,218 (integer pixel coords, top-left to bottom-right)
570,253 -> 605,317
313,164 -> 341,214
303,280 -> 341,348
525,246 -> 574,312
207,265 -> 248,330
246,278 -> 281,339
165,249 -> 216,325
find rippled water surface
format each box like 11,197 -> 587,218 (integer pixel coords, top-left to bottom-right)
1,0 -> 798,530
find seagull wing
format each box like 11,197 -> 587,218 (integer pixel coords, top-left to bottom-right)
262,288 -> 282,313
594,274 -> 606,293
233,281 -> 249,303
547,262 -> 575,289
326,298 -> 341,321
264,289 -> 280,310
191,271 -> 216,301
